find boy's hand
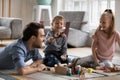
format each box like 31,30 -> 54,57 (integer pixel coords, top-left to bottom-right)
61,54 -> 67,61
48,37 -> 55,43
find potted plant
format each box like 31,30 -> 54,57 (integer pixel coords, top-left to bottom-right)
36,0 -> 52,5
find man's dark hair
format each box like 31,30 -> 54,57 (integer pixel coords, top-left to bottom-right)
22,22 -> 44,41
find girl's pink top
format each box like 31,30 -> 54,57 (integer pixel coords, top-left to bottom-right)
94,30 -> 120,61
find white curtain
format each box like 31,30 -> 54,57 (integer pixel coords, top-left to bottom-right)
64,0 -> 115,29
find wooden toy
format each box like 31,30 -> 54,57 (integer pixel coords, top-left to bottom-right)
96,65 -> 120,72
54,64 -> 68,75
67,68 -> 72,76
79,67 -> 86,80
87,68 -> 93,73
75,65 -> 81,74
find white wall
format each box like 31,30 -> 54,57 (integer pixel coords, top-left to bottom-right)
0,0 -> 2,16
0,0 -> 37,28
1,0 -> 119,31
115,0 -> 120,51
20,0 -> 36,28
51,0 -> 64,17
11,0 -> 22,18
0,0 -> 61,28
0,0 -> 10,17
115,0 -> 120,32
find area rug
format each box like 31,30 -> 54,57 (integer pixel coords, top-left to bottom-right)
40,70 -> 104,80
41,70 -> 120,80
0,72 -> 18,80
0,69 -> 119,80
86,70 -> 120,79
66,55 -> 120,79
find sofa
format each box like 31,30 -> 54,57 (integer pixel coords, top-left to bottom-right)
0,17 -> 22,40
59,11 -> 92,47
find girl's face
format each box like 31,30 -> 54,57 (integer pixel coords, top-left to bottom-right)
52,20 -> 64,32
100,13 -> 111,31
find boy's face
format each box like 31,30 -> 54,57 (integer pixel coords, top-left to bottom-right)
52,19 -> 64,32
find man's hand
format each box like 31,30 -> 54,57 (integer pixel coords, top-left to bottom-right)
37,64 -> 47,71
18,60 -> 46,75
30,60 -> 47,71
30,60 -> 43,68
30,62 -> 38,68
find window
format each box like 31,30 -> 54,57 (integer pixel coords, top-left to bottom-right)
64,0 -> 115,29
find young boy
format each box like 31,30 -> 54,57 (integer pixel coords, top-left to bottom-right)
43,15 -> 70,67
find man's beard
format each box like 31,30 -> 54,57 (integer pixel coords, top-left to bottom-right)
33,44 -> 41,48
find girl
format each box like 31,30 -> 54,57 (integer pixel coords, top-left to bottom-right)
43,15 -> 70,67
92,9 -> 118,68
70,9 -> 120,68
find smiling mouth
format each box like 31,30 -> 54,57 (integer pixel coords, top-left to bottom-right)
57,27 -> 62,29
101,28 -> 104,30
101,27 -> 106,30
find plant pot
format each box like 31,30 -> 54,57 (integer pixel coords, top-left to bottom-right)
36,0 -> 52,5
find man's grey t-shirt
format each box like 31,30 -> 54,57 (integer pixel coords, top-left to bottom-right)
0,39 -> 42,69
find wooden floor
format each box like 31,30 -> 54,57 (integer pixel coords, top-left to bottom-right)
0,40 -> 120,80
0,40 -> 15,47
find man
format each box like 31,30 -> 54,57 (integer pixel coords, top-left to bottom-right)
0,22 -> 46,75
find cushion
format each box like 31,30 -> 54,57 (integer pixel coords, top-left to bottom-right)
59,11 -> 85,30
0,18 -> 12,27
0,26 -> 11,39
67,28 -> 89,47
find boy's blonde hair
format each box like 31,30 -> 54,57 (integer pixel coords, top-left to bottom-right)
95,9 -> 115,38
52,15 -> 65,24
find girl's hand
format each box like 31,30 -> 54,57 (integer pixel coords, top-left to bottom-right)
48,37 -> 55,43
95,59 -> 100,66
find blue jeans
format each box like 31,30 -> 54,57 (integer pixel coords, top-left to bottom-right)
43,51 -> 70,67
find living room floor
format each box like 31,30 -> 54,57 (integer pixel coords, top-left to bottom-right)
31,48 -> 120,80
0,40 -> 120,80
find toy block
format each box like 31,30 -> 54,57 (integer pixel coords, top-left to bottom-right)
54,64 -> 68,75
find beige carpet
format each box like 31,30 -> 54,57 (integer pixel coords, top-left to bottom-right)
1,40 -> 120,80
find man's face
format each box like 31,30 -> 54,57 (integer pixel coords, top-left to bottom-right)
33,29 -> 45,48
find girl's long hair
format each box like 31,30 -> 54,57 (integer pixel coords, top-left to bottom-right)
94,9 -> 115,38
